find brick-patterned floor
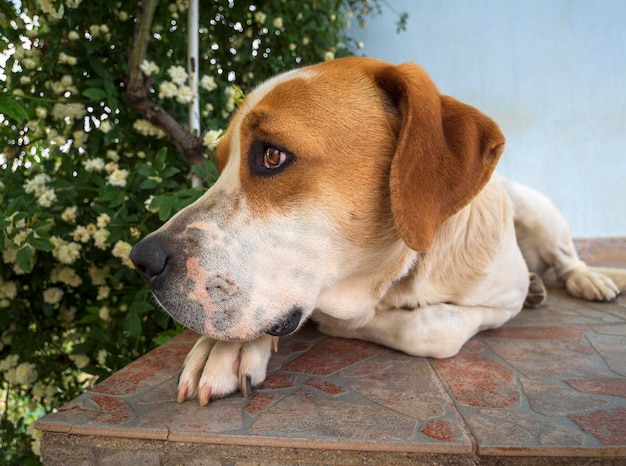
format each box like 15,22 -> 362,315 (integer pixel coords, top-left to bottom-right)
36,240 -> 626,465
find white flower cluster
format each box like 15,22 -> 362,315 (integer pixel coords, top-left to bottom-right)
0,276 -> 18,309
52,102 -> 86,123
37,0 -> 68,20
69,354 -> 90,369
107,168 -> 129,187
140,60 -> 160,77
157,65 -> 194,104
23,173 -> 57,207
58,213 -> 111,251
13,44 -> 40,70
223,86 -> 237,115
112,240 -> 134,268
133,119 -> 166,139
58,52 -> 77,66
50,266 -> 83,287
82,157 -> 105,172
89,24 -> 111,41
50,236 -> 82,265
89,265 -> 109,286
73,129 -> 88,149
169,0 -> 189,17
102,160 -> 129,187
99,119 -> 113,134
43,287 -> 64,304
203,129 -> 223,151
156,64 -> 224,108
167,65 -> 188,85
45,128 -> 68,149
200,75 -> 217,91
93,228 -> 110,250
0,354 -> 38,388
45,74 -> 78,96
31,380 -> 58,405
61,206 -> 77,222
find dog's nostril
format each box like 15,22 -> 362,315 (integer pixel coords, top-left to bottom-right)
130,235 -> 169,282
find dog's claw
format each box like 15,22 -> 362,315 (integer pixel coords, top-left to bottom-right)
199,385 -> 212,406
177,382 -> 189,403
271,336 -> 279,352
240,374 -> 252,398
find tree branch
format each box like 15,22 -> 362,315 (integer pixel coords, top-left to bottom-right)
124,0 -> 205,166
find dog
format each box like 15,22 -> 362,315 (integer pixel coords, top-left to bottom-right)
130,57 -> 626,406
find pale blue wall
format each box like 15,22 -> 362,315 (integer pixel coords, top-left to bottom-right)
351,0 -> 626,238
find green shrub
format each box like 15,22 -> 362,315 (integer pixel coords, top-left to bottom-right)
0,0 -> 405,462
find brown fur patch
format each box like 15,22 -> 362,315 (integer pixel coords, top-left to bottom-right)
222,57 -> 504,252
233,62 -> 401,249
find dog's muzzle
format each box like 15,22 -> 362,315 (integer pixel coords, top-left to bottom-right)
265,307 -> 303,336
131,234 -> 304,339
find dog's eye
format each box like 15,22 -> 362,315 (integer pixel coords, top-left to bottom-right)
263,146 -> 287,169
249,140 -> 293,176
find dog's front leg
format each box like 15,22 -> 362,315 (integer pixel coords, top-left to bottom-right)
315,303 -> 521,359
177,334 -> 277,405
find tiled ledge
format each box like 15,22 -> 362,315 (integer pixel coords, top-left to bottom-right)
36,242 -> 626,465
574,237 -> 626,264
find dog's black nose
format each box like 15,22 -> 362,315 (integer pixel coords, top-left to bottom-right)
130,235 -> 169,283
266,307 -> 303,336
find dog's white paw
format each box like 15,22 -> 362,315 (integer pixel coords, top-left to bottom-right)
565,269 -> 620,302
177,334 -> 278,405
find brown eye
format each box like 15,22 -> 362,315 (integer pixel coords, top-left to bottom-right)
263,146 -> 287,169
249,139 -> 293,176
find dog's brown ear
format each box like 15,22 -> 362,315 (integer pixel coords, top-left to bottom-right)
374,62 -> 505,252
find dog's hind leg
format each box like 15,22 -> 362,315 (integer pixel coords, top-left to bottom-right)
315,301 -> 522,359
501,176 -> 622,302
524,272 -> 547,308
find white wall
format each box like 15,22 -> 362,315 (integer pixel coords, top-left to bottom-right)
351,0 -> 626,238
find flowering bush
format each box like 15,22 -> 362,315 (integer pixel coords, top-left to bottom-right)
0,0 -> 405,463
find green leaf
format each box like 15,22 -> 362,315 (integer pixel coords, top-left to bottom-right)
0,212 -> 10,230
99,187 -> 126,208
125,309 -> 142,338
139,179 -> 159,190
0,95 -> 29,124
16,246 -> 32,274
174,188 -> 203,209
153,147 -> 168,171
157,196 -> 173,221
82,87 -> 109,100
89,57 -> 112,80
107,96 -> 120,112
161,166 -> 181,178
135,162 -> 156,177
29,233 -> 53,252
152,328 -> 180,346
103,77 -> 118,96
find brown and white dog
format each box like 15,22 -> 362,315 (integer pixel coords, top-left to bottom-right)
130,57 -> 626,406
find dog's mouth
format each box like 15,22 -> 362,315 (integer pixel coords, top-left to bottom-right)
265,307 -> 303,337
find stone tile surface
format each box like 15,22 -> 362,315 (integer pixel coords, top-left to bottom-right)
37,255 -> 626,464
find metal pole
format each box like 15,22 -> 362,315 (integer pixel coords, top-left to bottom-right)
188,0 -> 201,186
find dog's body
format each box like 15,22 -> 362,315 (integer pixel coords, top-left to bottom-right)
131,57 -> 626,405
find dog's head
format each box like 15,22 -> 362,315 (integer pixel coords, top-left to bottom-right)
130,57 -> 504,340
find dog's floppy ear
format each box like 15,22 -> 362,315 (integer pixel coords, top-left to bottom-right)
374,62 -> 505,252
